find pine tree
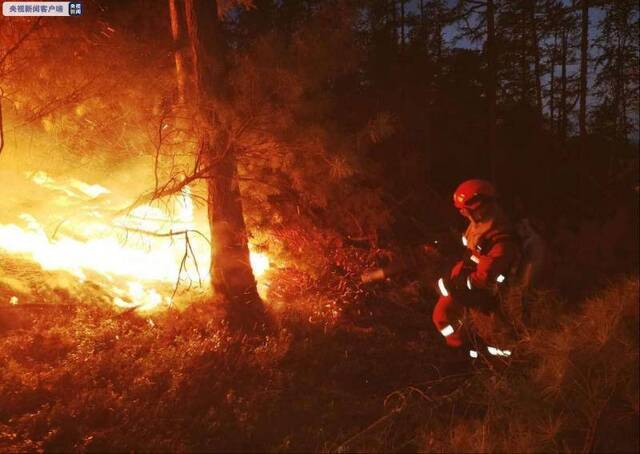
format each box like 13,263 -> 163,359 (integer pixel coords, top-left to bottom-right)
530,0 -> 543,119
542,1 -> 566,133
452,0 -> 499,183
552,2 -> 580,143
181,0 -> 262,309
578,0 -> 590,152
592,0 -> 640,143
536,0 -> 581,140
496,0 -> 534,107
415,0 -> 448,63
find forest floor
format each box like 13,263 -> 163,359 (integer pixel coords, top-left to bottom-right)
0,250 -> 638,453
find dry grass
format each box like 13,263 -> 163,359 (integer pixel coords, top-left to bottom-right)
0,247 -> 637,452
411,277 -> 639,454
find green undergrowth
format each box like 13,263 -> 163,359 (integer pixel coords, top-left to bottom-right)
0,264 -> 637,452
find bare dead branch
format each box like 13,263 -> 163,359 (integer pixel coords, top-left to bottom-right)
121,171 -> 204,218
114,225 -> 211,245
170,230 -> 204,299
173,232 -> 190,299
185,230 -> 203,286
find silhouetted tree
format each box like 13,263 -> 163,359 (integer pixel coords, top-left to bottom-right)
592,0 -> 640,142
416,0 -> 448,64
555,3 -> 580,143
578,0 -> 590,152
453,0 -> 499,184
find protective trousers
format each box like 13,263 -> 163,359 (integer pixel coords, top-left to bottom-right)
432,295 -> 466,347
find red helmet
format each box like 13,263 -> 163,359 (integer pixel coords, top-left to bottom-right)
453,179 -> 497,209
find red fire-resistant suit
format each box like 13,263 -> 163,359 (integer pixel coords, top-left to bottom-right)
432,208 -> 520,347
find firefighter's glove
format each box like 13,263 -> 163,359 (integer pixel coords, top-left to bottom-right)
436,272 -> 470,299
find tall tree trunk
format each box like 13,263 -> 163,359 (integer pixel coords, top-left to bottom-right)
520,11 -> 529,104
560,35 -> 567,141
620,64 -> 627,142
400,0 -> 405,49
435,4 -> 443,62
577,0 -> 589,195
168,0 -> 187,102
419,0 -> 425,45
549,33 -> 557,132
183,0 -> 260,305
531,1 -> 543,119
579,0 -> 589,148
487,0 -> 498,184
391,0 -> 398,47
616,36 -> 626,141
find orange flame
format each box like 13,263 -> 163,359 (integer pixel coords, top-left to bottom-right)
0,173 -> 271,311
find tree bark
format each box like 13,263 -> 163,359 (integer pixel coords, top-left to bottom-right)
168,0 -> 187,102
183,0 -> 260,305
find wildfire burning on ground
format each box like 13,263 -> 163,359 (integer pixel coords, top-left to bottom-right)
0,171 -> 271,312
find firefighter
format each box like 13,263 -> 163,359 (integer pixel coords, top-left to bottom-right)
432,179 -> 520,353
